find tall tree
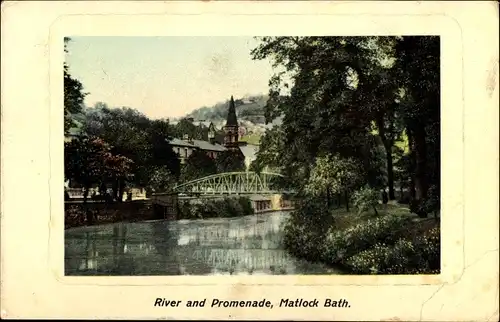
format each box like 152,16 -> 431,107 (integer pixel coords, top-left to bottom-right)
81,105 -> 180,193
250,126 -> 286,173
65,135 -> 133,221
180,150 -> 217,182
251,37 -> 392,190
251,36 -> 439,216
305,154 -> 363,211
64,37 -> 87,135
173,118 -> 205,140
215,151 -> 246,173
394,36 -> 440,215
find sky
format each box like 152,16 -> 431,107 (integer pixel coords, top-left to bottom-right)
65,37 -> 275,119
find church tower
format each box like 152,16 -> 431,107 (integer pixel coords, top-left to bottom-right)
223,96 -> 239,150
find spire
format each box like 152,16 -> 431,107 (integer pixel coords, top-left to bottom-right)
225,95 -> 238,126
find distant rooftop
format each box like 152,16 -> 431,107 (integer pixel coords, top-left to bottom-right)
191,139 -> 226,152
167,137 -> 226,152
166,138 -> 196,148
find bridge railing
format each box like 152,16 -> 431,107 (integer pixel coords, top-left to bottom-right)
170,171 -> 294,195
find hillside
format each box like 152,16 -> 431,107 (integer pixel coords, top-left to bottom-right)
182,94 -> 276,145
185,94 -> 269,124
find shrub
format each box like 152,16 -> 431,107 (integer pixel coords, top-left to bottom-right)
283,196 -> 335,261
345,226 -> 440,274
352,186 -> 380,215
177,197 -> 254,220
237,197 -> 254,216
178,201 -> 194,219
321,214 -> 414,263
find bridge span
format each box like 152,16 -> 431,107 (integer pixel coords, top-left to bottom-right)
151,171 -> 295,220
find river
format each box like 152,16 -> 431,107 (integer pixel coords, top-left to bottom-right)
65,211 -> 342,275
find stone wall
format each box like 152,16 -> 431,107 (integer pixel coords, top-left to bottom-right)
65,200 -> 155,229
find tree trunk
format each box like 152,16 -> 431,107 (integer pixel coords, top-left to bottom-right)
376,116 -> 396,200
112,179 -> 119,201
372,205 -> 378,216
386,150 -> 395,200
83,183 -> 93,225
344,190 -> 349,212
118,178 -> 125,203
407,128 -> 416,200
413,125 -> 428,201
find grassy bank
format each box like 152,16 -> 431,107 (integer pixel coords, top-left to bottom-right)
283,200 -> 440,274
177,197 -> 254,220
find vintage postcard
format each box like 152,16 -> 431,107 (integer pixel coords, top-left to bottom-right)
1,1 -> 498,320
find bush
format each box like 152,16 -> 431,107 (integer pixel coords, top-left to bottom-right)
321,214 -> 414,263
283,196 -> 335,261
352,186 -> 380,215
177,197 -> 254,220
345,226 -> 440,274
237,197 -> 254,216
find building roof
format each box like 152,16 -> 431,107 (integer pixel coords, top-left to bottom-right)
167,138 -> 196,148
167,137 -> 227,152
225,96 -> 238,127
191,139 -> 227,152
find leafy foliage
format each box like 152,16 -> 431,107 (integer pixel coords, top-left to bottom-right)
147,166 -> 176,193
345,226 -> 440,274
180,150 -> 217,183
321,214 -> 414,263
78,103 -> 180,192
251,36 -> 440,216
215,150 -> 246,173
177,197 -> 254,220
305,154 -> 362,197
172,118 -> 207,140
282,196 -> 336,261
64,135 -> 133,198
352,186 -> 380,215
64,38 -> 87,135
250,126 -> 286,173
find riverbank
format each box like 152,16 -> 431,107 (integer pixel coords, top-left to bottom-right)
177,197 -> 254,220
283,203 -> 440,274
65,197 -> 257,229
65,200 -> 155,229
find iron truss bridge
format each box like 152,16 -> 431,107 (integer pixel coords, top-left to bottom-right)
171,171 -> 294,195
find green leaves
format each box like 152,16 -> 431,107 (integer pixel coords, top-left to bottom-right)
180,150 -> 217,183
305,154 -> 362,196
215,150 -> 245,173
64,135 -> 133,189
78,104 -> 180,188
352,186 -> 380,215
64,38 -> 87,135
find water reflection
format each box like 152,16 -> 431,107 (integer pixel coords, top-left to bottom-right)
65,211 -> 341,276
